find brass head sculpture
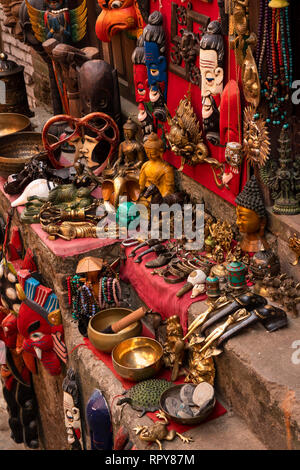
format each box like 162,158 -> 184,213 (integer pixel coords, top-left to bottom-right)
235,175 -> 268,252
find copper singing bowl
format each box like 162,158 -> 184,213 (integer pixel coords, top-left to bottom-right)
112,336 -> 163,381
0,131 -> 57,178
0,113 -> 31,137
160,384 -> 216,425
88,308 -> 142,353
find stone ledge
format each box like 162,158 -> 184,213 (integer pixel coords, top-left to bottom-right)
188,300 -> 300,450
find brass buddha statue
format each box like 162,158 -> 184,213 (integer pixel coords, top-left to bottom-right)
112,117 -> 145,175
139,132 -> 175,199
235,175 -> 268,253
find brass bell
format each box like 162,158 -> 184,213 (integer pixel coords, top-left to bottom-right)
0,52 -> 33,116
268,0 -> 289,8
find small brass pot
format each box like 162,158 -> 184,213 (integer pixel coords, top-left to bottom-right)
160,384 -> 216,425
112,336 -> 163,381
88,308 -> 142,353
0,113 -> 31,137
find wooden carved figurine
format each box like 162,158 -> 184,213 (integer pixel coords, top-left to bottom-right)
43,39 -> 99,117
235,175 -> 269,253
62,368 -> 84,450
25,0 -> 87,45
95,0 -> 145,43
199,20 -> 224,145
229,0 -> 256,66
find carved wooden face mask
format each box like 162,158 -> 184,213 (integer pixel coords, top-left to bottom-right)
95,0 -> 138,42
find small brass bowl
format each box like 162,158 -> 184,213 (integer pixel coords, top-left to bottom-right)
0,113 -> 31,137
0,131 -> 58,178
112,336 -> 163,382
160,384 -> 216,425
88,308 -> 142,353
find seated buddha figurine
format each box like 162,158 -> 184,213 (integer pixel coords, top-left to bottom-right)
102,117 -> 144,208
139,132 -> 175,201
235,175 -> 269,253
115,117 -> 145,174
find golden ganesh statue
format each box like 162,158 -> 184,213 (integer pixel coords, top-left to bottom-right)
139,132 -> 175,204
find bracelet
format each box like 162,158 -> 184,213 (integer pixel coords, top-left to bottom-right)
102,277 -> 108,304
112,278 -> 121,306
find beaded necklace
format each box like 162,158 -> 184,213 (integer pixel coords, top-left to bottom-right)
256,0 -> 292,128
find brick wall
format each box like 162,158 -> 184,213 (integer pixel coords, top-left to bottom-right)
0,6 -> 52,110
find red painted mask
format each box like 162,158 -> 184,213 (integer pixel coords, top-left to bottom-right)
17,301 -> 63,376
95,0 -> 138,42
2,313 -> 18,349
133,64 -> 149,103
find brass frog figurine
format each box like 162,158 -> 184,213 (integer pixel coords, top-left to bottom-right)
133,411 -> 192,450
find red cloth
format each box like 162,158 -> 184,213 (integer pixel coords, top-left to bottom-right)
83,324 -> 226,434
120,245 -> 207,335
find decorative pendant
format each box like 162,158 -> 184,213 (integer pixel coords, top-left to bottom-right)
243,106 -> 270,167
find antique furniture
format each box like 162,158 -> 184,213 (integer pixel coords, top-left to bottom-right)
88,308 -> 142,353
112,336 -> 163,381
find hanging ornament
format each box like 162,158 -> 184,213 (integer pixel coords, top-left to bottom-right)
268,0 -> 289,8
243,106 -> 270,167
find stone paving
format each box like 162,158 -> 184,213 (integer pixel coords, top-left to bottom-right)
0,386 -> 26,450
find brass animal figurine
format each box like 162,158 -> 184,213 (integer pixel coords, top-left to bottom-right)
185,335 -> 216,385
133,411 -> 192,450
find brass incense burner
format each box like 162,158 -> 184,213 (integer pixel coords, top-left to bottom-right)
112,336 -> 163,381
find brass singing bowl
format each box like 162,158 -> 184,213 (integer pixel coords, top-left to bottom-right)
88,308 -> 142,353
160,384 -> 216,425
0,113 -> 31,137
0,131 -> 58,178
112,336 -> 163,381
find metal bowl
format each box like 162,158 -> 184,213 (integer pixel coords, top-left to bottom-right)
0,113 -> 31,137
112,336 -> 163,381
160,384 -> 216,425
0,131 -> 58,178
88,308 -> 142,353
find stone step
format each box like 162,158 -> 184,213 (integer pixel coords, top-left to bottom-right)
122,280 -> 299,450
163,401 -> 266,451
188,300 -> 300,450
